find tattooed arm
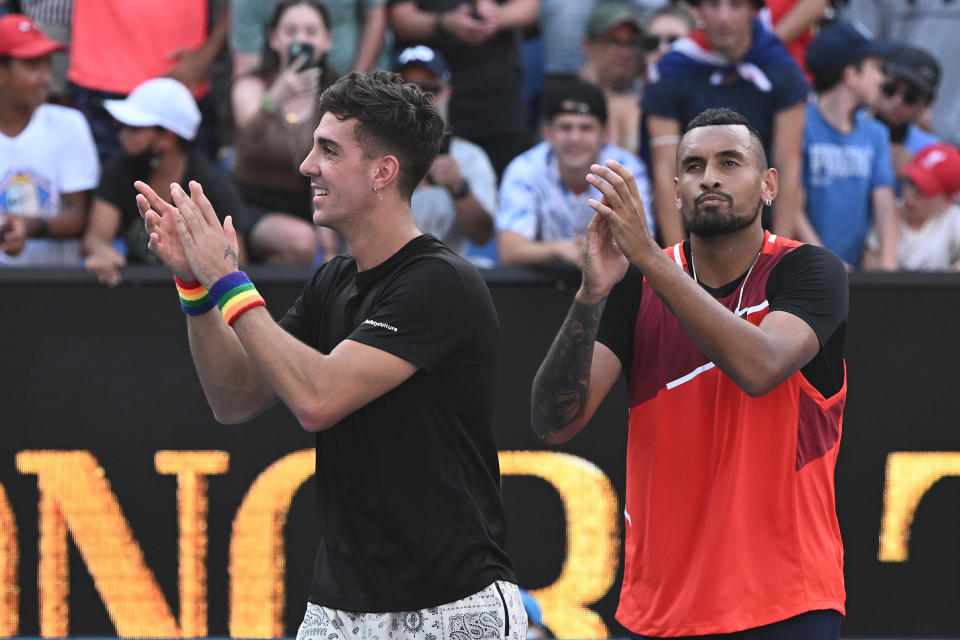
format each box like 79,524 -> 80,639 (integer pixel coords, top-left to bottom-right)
531,212 -> 627,443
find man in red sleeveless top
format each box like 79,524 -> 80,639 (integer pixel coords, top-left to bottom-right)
532,107 -> 848,639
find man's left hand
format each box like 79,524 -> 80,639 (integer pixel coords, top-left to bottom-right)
169,181 -> 241,288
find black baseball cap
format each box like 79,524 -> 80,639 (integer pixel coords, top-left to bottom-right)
541,81 -> 607,125
806,20 -> 895,73
885,44 -> 941,98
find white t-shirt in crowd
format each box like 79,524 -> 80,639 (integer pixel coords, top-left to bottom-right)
0,103 -> 100,266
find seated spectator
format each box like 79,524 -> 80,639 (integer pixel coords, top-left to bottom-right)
0,14 -> 99,267
865,143 -> 960,271
230,0 -> 339,264
497,81 -> 652,268
395,45 -> 497,258
873,44 -> 941,175
643,0 -> 807,246
800,21 -> 898,269
642,4 -> 695,82
230,0 -> 390,79
65,0 -> 230,164
579,1 -> 645,151
82,78 -> 247,286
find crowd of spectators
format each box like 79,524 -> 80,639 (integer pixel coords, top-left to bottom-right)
3,0 -> 960,279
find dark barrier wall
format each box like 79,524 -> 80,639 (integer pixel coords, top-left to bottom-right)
2,268 -> 960,638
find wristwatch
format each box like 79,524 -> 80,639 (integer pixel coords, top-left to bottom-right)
450,180 -> 471,199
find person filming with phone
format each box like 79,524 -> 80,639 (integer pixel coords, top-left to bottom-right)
230,0 -> 340,264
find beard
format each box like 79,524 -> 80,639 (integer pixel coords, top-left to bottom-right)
684,191 -> 763,238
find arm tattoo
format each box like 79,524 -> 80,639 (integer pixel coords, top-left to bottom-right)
531,297 -> 606,439
224,245 -> 239,268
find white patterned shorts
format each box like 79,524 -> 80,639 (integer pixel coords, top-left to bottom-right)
295,581 -> 528,640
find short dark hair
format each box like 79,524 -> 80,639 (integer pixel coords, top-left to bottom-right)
318,70 -> 446,198
683,107 -> 768,170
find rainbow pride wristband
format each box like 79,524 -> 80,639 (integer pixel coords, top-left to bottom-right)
209,271 -> 266,326
175,276 -> 216,316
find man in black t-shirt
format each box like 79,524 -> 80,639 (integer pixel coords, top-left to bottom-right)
136,71 -> 525,640
82,77 -> 248,286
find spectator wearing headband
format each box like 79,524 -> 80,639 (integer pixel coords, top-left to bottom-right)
496,80 -> 651,268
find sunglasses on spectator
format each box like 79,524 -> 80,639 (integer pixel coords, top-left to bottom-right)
881,81 -> 925,106
642,34 -> 681,51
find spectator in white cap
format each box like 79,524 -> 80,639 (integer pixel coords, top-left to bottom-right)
83,77 -> 248,286
395,44 -> 497,261
0,13 -> 99,267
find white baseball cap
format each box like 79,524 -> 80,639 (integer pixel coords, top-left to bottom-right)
104,77 -> 201,141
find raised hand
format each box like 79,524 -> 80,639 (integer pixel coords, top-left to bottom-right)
267,55 -> 321,105
586,160 -> 659,265
169,181 -> 240,289
581,212 -> 628,302
135,181 -> 194,281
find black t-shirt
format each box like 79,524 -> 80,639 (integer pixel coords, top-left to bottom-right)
389,0 -> 526,137
278,234 -> 515,611
96,152 -> 248,264
598,243 -> 848,398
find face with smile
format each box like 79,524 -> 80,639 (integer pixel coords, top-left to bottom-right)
543,113 -> 606,174
675,124 -> 775,237
300,112 -> 382,230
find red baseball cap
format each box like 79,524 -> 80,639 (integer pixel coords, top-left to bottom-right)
902,143 -> 960,197
0,14 -> 66,59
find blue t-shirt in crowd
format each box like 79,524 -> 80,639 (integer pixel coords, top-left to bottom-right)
804,103 -> 896,266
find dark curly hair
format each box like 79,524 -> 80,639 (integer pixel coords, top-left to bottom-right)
318,70 -> 447,198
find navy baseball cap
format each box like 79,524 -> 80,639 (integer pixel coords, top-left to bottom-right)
806,20 -> 895,73
393,45 -> 451,83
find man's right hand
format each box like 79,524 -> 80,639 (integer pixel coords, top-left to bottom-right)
579,212 -> 628,303
135,181 -> 195,281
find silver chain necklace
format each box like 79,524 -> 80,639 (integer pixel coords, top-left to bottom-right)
690,248 -> 762,316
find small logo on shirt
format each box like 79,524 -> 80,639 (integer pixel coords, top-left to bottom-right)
362,319 -> 398,333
